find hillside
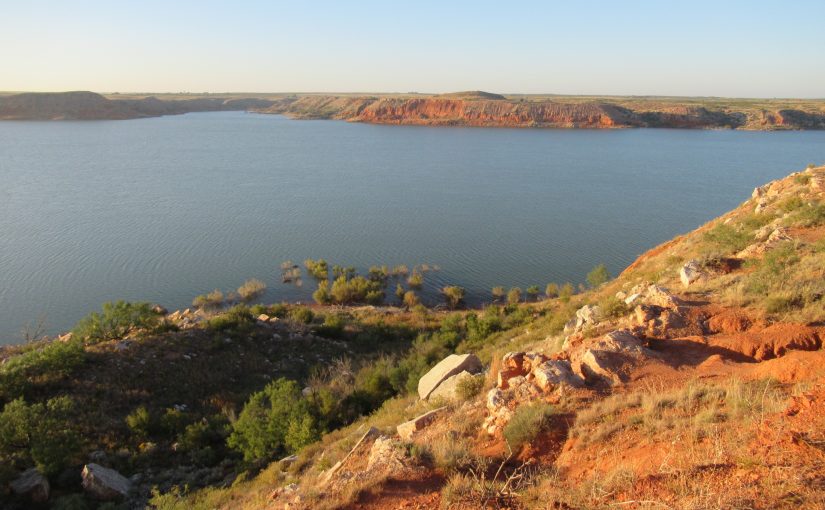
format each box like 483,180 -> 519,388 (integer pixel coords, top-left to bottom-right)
1,164 -> 824,509
2,91 -> 825,129
169,164 -> 825,509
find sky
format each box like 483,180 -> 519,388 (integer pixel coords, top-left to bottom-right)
1,0 -> 824,97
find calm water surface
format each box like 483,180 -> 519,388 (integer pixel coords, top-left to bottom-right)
1,112 -> 823,342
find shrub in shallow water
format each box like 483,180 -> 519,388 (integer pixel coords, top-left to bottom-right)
72,300 -> 160,344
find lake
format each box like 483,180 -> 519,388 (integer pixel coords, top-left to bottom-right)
1,111 -> 823,343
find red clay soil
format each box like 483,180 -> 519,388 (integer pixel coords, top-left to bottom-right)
348,472 -> 444,510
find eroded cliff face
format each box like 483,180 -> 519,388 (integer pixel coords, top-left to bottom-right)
3,91 -> 824,129
262,95 -> 825,130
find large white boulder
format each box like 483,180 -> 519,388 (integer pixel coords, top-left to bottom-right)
417,353 -> 482,400
81,464 -> 132,500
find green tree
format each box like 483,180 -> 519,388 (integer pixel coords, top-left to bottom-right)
0,396 -> 81,476
227,378 -> 319,461
545,283 -> 559,299
586,264 -> 610,288
526,285 -> 540,301
507,287 -> 522,305
71,300 -> 160,344
442,286 -> 465,309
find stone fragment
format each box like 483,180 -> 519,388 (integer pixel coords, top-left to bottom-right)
81,464 -> 132,500
397,407 -> 447,440
10,468 -> 50,503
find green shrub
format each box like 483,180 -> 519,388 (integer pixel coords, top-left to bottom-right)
316,312 -> 347,338
192,289 -> 224,310
228,378 -> 320,460
598,295 -> 630,319
72,300 -> 160,344
312,280 -> 331,305
455,374 -> 485,401
586,264 -> 610,288
407,271 -> 424,289
403,290 -> 419,308
559,283 -> 574,302
51,494 -> 91,510
289,306 -> 314,324
126,406 -> 153,439
545,283 -> 559,299
702,223 -> 753,254
526,285 -> 540,301
207,304 -> 254,332
237,278 -> 266,301
0,340 -> 85,400
304,259 -> 329,280
491,286 -> 505,301
0,396 -> 81,476
794,174 -> 811,185
507,287 -> 522,305
329,275 -> 385,305
503,402 -> 555,451
786,200 -> 825,227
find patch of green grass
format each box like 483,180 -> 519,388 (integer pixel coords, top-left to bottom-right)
503,402 -> 555,451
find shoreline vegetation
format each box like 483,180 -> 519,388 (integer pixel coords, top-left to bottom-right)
1,90 -> 825,130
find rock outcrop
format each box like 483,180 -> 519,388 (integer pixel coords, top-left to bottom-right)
10,468 -> 50,503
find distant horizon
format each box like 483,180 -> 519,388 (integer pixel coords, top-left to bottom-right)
3,89 -> 825,101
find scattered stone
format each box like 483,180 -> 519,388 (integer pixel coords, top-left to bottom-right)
397,407 -> 447,439
564,304 -> 601,333
367,436 -> 403,471
81,463 -> 132,500
57,332 -> 73,342
257,313 -> 271,323
680,260 -> 705,288
11,468 -> 50,503
417,353 -> 482,400
626,283 -> 681,309
737,227 -> 793,258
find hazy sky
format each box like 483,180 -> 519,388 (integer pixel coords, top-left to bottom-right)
2,0 -> 823,97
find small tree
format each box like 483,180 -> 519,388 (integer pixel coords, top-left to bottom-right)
526,285 -> 540,301
586,264 -> 610,288
227,378 -> 319,461
312,281 -> 331,305
507,287 -> 522,305
443,286 -> 465,309
395,283 -> 405,301
545,283 -> 559,299
72,301 -> 160,344
491,286 -> 505,302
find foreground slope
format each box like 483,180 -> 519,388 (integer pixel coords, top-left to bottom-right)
181,165 -> 825,510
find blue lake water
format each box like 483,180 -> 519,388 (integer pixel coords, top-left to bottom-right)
1,111 -> 823,343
